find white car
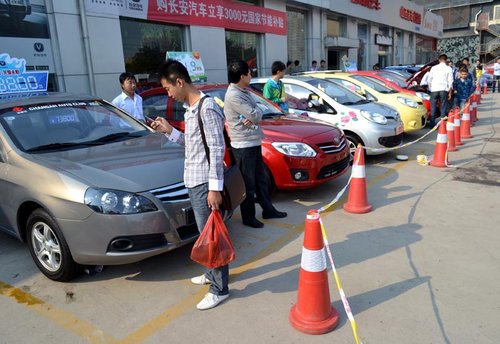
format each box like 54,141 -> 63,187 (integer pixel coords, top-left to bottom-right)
250,76 -> 404,156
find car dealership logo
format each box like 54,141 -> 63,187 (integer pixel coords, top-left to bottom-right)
333,137 -> 340,146
34,42 -> 44,52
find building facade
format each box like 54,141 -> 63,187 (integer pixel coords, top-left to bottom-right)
412,0 -> 500,66
1,0 -> 443,100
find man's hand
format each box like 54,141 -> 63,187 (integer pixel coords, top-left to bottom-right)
207,191 -> 222,210
151,117 -> 173,134
242,118 -> 254,127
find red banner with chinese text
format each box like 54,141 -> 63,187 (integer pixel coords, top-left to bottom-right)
149,0 -> 287,35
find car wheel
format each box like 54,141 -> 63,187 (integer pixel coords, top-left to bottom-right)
26,209 -> 82,281
345,134 -> 363,164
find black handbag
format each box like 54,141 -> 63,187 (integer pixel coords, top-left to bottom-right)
197,96 -> 246,211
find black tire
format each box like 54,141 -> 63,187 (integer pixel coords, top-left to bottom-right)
345,134 -> 363,164
26,209 -> 82,281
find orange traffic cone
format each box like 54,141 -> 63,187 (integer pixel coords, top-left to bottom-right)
430,119 -> 448,168
289,210 -> 339,335
473,94 -> 479,123
483,82 -> 488,95
470,94 -> 477,124
343,145 -> 372,214
461,102 -> 473,139
476,83 -> 481,104
453,107 -> 463,146
447,111 -> 457,152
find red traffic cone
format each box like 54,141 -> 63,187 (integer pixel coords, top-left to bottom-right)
289,210 -> 339,335
461,102 -> 473,139
447,111 -> 457,152
476,83 -> 481,104
430,119 -> 448,168
483,82 -> 488,95
453,108 -> 463,146
343,145 -> 372,214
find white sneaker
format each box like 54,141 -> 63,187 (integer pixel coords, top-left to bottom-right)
196,293 -> 229,310
190,274 -> 211,285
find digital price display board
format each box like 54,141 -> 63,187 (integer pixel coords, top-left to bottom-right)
0,72 -> 49,94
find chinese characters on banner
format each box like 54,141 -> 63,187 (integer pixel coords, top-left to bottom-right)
84,0 -> 287,35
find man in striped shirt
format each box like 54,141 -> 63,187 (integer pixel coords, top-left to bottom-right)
151,60 -> 229,311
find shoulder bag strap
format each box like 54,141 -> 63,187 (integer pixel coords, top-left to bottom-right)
196,96 -> 210,164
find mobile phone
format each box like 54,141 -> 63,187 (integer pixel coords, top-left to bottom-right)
144,115 -> 155,127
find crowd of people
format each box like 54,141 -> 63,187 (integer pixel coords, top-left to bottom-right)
109,53 -> 492,310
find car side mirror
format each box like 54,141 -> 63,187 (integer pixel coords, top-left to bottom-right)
307,99 -> 321,108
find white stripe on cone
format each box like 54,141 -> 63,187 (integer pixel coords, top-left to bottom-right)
463,113 -> 470,120
454,118 -> 460,127
351,164 -> 366,179
446,122 -> 454,131
437,133 -> 447,143
301,247 -> 327,272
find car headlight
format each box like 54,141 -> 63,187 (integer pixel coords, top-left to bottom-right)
360,110 -> 388,125
415,92 -> 430,100
84,188 -> 157,214
271,142 -> 317,157
397,97 -> 418,108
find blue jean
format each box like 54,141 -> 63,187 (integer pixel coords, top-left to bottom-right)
188,183 -> 229,296
453,98 -> 467,111
430,90 -> 449,126
493,75 -> 500,93
232,145 -> 275,222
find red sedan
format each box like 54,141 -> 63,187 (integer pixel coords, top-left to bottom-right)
141,84 -> 351,191
350,70 -> 431,114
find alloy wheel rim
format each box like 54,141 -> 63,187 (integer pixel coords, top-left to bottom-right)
31,222 -> 61,272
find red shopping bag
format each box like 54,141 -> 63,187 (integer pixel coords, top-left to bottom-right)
190,210 -> 235,268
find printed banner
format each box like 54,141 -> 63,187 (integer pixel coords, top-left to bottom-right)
85,0 -> 287,35
0,53 -> 49,94
166,51 -> 207,83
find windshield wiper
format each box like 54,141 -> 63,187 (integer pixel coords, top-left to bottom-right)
93,131 -> 143,143
355,99 -> 371,104
26,142 -> 99,152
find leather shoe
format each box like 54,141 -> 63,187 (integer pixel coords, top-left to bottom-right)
242,218 -> 264,228
262,210 -> 287,219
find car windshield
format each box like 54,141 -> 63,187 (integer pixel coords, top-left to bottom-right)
204,88 -> 284,118
0,100 -> 149,152
306,78 -> 369,105
377,72 -> 408,88
350,75 -> 398,94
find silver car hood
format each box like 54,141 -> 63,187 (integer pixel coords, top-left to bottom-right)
27,133 -> 185,192
349,101 -> 398,118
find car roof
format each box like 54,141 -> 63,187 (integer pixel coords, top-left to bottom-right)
0,92 -> 99,110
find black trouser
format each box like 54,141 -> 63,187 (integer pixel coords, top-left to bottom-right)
232,145 -> 274,221
493,75 -> 500,93
430,90 -> 449,127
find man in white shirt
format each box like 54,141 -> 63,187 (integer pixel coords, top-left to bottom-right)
112,72 -> 145,122
427,54 -> 454,127
493,57 -> 500,93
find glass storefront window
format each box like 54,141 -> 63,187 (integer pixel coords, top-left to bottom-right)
287,8 -> 306,69
358,23 -> 368,70
225,30 -> 259,77
120,18 -> 183,79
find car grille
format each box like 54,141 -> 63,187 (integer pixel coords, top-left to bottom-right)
317,137 -> 347,154
148,182 -> 189,203
316,156 -> 350,179
378,134 -> 403,148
